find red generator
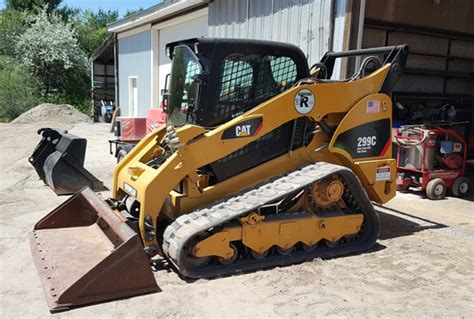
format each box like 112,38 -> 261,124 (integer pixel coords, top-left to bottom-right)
394,124 -> 470,200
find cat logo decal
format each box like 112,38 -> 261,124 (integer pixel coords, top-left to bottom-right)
222,118 -> 263,139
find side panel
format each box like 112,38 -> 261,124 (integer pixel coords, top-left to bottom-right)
328,93 -> 396,203
333,119 -> 391,159
117,30 -> 152,117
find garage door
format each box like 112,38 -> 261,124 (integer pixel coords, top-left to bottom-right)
158,15 -> 208,104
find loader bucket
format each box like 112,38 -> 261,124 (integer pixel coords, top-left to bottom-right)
29,128 -> 105,195
29,187 -> 159,312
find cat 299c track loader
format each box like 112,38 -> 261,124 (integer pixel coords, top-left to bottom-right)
29,38 -> 408,312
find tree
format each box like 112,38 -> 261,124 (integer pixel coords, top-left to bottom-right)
0,7 -> 26,56
0,55 -> 40,121
4,0 -> 62,12
75,9 -> 118,57
124,8 -> 144,18
15,6 -> 88,96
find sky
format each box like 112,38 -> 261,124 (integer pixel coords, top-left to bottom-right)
0,1 -> 162,17
63,0 -> 160,16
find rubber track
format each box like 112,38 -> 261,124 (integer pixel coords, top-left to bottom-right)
162,162 -> 380,278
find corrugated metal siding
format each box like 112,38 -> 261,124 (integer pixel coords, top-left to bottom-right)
158,15 -> 208,104
208,0 -> 332,65
118,30 -> 151,117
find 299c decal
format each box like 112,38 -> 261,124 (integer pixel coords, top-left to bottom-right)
333,119 -> 390,159
357,135 -> 377,153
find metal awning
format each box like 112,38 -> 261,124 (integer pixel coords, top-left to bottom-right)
89,34 -> 115,63
107,0 -> 208,33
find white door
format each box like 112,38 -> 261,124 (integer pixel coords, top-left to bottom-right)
129,77 -> 138,117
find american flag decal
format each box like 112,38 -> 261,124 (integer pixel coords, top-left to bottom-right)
367,100 -> 380,113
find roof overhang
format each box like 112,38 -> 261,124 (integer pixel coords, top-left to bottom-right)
89,34 -> 115,63
107,0 -> 208,33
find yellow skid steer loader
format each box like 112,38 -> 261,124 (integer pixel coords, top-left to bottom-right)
29,38 -> 408,312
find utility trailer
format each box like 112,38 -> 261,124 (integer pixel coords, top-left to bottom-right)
109,138 -> 140,163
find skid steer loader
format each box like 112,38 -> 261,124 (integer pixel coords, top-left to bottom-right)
29,38 -> 408,312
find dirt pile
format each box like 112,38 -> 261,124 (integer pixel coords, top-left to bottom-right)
11,103 -> 90,124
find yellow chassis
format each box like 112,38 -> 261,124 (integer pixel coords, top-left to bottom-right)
194,212 -> 363,259
113,65 -> 395,248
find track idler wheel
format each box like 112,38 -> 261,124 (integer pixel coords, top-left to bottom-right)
325,239 -> 340,248
250,249 -> 269,260
188,236 -> 211,267
217,243 -> 238,265
312,178 -> 344,207
301,242 -> 318,252
277,246 -> 294,255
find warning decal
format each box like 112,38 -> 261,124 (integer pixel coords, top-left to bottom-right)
376,166 -> 391,181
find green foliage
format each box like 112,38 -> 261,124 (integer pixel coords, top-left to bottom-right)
38,94 -> 68,105
0,55 -> 40,121
0,3 -> 123,121
62,67 -> 91,113
5,0 -> 62,12
56,6 -> 80,23
74,9 -> 118,57
15,6 -> 89,95
38,91 -> 90,114
123,8 -> 144,18
0,8 -> 26,56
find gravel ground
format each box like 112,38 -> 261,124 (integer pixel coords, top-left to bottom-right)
0,122 -> 473,318
11,104 -> 90,124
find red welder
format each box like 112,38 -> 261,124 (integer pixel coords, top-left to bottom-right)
394,124 -> 470,200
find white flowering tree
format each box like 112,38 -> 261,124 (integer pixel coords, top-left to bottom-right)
15,6 -> 88,94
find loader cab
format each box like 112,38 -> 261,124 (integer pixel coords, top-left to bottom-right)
166,38 -> 310,128
165,38 -> 312,183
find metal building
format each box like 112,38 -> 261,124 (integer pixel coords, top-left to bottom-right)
107,1 -> 209,117
106,0 -> 341,118
208,0 -> 332,66
106,0 -> 473,156
105,0 -> 359,118
90,35 -> 116,121
209,0 -> 474,157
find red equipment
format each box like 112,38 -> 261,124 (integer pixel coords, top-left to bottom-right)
146,107 -> 167,134
394,124 -> 470,200
109,107 -> 167,163
119,117 -> 147,140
